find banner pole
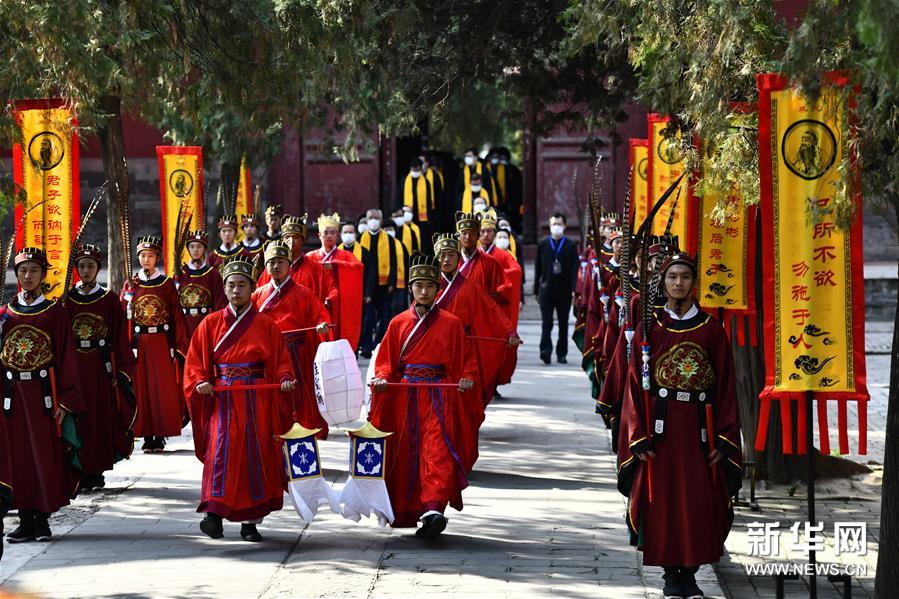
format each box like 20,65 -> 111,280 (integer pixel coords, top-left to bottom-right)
806,389 -> 817,599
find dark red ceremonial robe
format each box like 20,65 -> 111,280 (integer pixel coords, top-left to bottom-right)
240,239 -> 265,270
207,244 -> 243,275
1,297 -> 83,513
617,307 -> 742,567
306,247 -> 364,351
177,264 -> 227,340
184,305 -> 294,522
459,249 -> 506,306
66,285 -> 138,475
252,277 -> 331,438
122,273 -> 189,437
436,272 -> 512,471
369,305 -> 469,527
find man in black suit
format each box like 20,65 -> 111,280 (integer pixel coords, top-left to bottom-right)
534,213 -> 579,364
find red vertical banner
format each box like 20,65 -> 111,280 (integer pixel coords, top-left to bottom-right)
756,71 -> 868,455
12,98 -> 80,299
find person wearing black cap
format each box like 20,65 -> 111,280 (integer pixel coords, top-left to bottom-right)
66,243 -> 138,492
617,251 -> 742,599
177,230 -> 227,340
2,247 -> 83,544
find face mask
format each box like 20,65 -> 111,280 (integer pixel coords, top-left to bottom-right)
368,218 -> 381,232
464,156 -> 475,166
470,184 -> 482,193
386,229 -> 396,238
411,170 -> 421,178
496,237 -> 510,250
393,217 -> 405,227
341,233 -> 356,245
473,202 -> 487,213
490,158 -> 499,165
550,224 -> 564,238
403,212 -> 413,223
358,223 -> 368,234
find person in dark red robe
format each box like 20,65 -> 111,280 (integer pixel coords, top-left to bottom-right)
617,252 -> 742,598
369,253 -> 474,540
184,258 -> 296,542
2,248 -> 83,543
307,212 -> 364,351
263,203 -> 283,243
66,243 -> 138,492
177,230 -> 227,340
434,233 -> 519,472
455,211 -> 506,305
239,214 -> 265,274
257,214 -> 336,306
121,236 -> 189,453
207,215 -> 244,274
252,240 -> 331,438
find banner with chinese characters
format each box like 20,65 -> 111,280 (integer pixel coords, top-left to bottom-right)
235,157 -> 252,241
629,139 -> 650,228
12,99 -> 80,299
756,71 -> 868,455
156,146 -> 205,276
646,114 -> 696,253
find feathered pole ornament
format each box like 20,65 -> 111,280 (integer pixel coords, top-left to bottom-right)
587,157 -> 612,321
171,199 -> 194,276
633,172 -> 685,505
620,165 -> 635,356
118,157 -> 134,286
62,179 -> 109,302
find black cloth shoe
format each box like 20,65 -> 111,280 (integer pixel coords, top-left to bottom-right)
153,437 -> 167,453
6,510 -> 35,544
540,352 -> 551,365
662,567 -> 685,598
240,523 -> 263,542
415,513 -> 447,541
141,437 -> 154,453
200,514 -> 224,539
557,356 -> 567,364
81,473 -> 106,491
33,512 -> 52,542
359,350 -> 372,359
679,567 -> 703,599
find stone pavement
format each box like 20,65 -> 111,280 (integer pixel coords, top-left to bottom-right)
0,320 -> 725,599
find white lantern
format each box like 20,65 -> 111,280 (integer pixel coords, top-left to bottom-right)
313,339 -> 364,425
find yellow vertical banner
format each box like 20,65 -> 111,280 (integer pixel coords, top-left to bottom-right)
156,146 -> 205,277
647,114 -> 695,252
13,99 -> 80,299
629,139 -> 649,228
234,158 -> 252,241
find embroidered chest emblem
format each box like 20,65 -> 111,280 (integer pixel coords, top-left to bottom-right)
1,324 -> 53,370
180,283 -> 211,309
133,294 -> 169,326
72,313 -> 108,341
654,341 -> 716,390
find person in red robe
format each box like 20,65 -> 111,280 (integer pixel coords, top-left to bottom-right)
455,211 -> 506,305
207,215 -> 243,274
369,253 -> 474,540
177,230 -> 227,340
66,243 -> 138,492
479,209 -> 522,328
257,214 -> 336,306
121,235 -> 189,453
252,240 -> 331,437
433,233 -> 519,472
617,252 -> 742,598
307,212 -> 364,351
2,248 -> 83,543
184,258 -> 296,542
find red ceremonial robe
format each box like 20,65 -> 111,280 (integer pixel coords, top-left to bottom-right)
257,252 -> 336,309
306,247 -> 364,351
252,277 -> 331,438
617,307 -> 742,567
437,272 -> 512,471
122,273 -> 189,437
369,304 -> 469,527
459,249 -> 506,306
482,244 -> 522,328
177,264 -> 227,340
207,244 -> 243,275
66,285 -> 139,475
184,304 -> 294,522
0,297 -> 83,513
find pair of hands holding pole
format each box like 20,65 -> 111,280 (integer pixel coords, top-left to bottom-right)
370,378 -> 474,393
195,380 -> 297,395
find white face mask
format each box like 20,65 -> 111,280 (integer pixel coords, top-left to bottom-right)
490,157 -> 499,165
341,233 -> 356,245
470,184 -> 482,193
410,170 -> 421,178
386,229 -> 396,238
464,156 -> 475,166
473,202 -> 487,213
367,218 -> 381,232
496,237 -> 510,250
358,223 -> 368,234
550,224 -> 564,238
393,217 -> 405,227
403,211 -> 413,223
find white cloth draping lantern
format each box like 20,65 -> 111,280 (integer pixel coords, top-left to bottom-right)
313,339 -> 364,426
338,422 -> 394,526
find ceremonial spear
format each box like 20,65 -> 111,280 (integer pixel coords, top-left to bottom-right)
62,179 -> 109,303
620,165 -> 634,357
